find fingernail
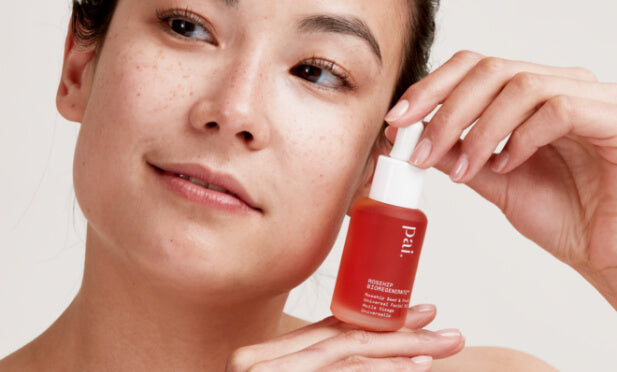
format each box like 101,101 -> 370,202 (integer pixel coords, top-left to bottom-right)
385,100 -> 409,122
451,154 -> 469,182
384,126 -> 396,144
492,151 -> 509,173
410,304 -> 435,313
410,138 -> 432,166
410,355 -> 433,365
436,328 -> 462,338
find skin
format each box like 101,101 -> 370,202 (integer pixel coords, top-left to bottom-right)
1,0 -> 468,371
2,0 -> 612,370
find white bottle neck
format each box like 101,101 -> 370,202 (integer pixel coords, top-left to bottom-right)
369,155 -> 425,210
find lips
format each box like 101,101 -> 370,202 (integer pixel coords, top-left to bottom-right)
150,162 -> 261,212
176,174 -> 236,196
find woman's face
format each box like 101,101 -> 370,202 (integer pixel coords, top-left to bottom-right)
69,0 -> 408,299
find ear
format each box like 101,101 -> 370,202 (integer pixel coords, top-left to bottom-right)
56,22 -> 97,123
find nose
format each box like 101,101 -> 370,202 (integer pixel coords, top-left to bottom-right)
188,56 -> 272,151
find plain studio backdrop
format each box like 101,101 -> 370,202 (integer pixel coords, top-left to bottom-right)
1,1 -> 616,370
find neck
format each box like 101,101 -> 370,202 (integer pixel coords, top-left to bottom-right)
33,226 -> 297,371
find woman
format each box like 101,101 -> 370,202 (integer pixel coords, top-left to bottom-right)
1,0 -> 615,370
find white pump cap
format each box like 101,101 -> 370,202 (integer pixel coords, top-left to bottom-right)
369,122 -> 425,209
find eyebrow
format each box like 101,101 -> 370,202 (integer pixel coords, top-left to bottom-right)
297,15 -> 383,65
216,1 -> 382,65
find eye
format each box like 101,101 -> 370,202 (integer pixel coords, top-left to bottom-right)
292,58 -> 354,90
168,19 -> 211,40
156,9 -> 217,44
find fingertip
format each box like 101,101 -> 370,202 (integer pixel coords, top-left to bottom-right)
450,153 -> 470,182
435,328 -> 463,339
410,355 -> 433,370
410,137 -> 433,167
384,125 -> 397,144
408,304 -> 436,314
405,304 -> 437,330
491,151 -> 509,173
385,99 -> 410,123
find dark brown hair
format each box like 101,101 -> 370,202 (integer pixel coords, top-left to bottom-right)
395,0 -> 438,103
71,0 -> 118,49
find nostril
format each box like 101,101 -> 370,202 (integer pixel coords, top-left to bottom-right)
239,131 -> 253,141
206,122 -> 219,129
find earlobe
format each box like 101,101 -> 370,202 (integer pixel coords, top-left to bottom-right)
56,23 -> 97,123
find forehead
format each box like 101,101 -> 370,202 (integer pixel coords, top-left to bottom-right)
117,0 -> 409,66
245,0 -> 409,57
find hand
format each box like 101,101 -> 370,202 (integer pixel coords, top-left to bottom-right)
385,50 -> 617,309
226,304 -> 464,371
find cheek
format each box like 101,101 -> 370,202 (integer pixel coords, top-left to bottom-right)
97,46 -> 197,122
277,88 -> 385,208
76,41 -> 202,176
73,42 -> 198,240
261,100 -> 383,284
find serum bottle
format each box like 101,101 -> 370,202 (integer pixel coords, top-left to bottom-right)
331,122 -> 427,331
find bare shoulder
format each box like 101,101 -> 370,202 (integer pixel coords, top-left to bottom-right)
433,346 -> 558,372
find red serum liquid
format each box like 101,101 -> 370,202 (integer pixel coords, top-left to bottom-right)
331,198 -> 427,331
331,121 -> 428,331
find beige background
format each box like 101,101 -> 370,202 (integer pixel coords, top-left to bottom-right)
1,1 -> 616,370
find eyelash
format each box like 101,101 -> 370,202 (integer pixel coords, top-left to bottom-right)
298,57 -> 355,90
156,8 -> 217,45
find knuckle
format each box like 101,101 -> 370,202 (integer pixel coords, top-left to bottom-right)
227,346 -> 257,372
546,95 -> 574,123
467,123 -> 493,142
451,50 -> 483,64
402,83 -> 426,103
508,127 -> 528,149
475,56 -> 507,75
415,329 -> 437,343
342,329 -> 374,345
340,355 -> 372,372
507,128 -> 533,159
431,106 -> 457,133
463,128 -> 493,156
509,72 -> 542,94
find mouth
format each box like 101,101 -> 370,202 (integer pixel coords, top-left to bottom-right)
150,162 -> 262,213
175,173 -> 239,197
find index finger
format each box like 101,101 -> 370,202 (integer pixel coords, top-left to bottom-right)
385,50 -> 484,125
